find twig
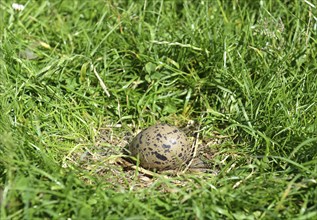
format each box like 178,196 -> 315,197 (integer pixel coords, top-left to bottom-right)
91,63 -> 110,97
118,157 -> 161,178
151,40 -> 210,54
181,123 -> 202,173
182,132 -> 200,173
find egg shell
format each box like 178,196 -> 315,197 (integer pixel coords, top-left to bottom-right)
129,124 -> 191,170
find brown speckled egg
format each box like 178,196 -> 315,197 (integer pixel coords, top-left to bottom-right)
129,124 -> 191,170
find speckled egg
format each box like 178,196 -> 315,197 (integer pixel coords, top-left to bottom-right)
129,124 -> 191,170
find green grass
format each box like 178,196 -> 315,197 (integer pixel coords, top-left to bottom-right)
1,0 -> 317,219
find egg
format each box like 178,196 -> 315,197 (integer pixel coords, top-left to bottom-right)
128,124 -> 191,170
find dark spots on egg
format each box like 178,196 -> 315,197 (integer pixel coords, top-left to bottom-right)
153,151 -> 167,161
156,133 -> 162,138
139,134 -> 143,144
162,144 -> 171,149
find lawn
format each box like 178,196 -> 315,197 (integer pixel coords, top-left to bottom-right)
1,0 -> 317,219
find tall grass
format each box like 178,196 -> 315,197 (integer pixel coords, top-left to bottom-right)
1,0 -> 317,219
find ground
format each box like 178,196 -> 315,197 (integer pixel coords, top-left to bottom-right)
1,0 -> 317,219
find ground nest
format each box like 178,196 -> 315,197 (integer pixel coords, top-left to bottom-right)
64,122 -> 230,189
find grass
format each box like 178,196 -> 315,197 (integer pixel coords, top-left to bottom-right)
1,0 -> 317,219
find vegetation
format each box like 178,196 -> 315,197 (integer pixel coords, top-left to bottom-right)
1,0 -> 317,219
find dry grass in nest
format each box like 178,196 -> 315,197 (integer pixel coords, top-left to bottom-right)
63,122 -> 232,190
